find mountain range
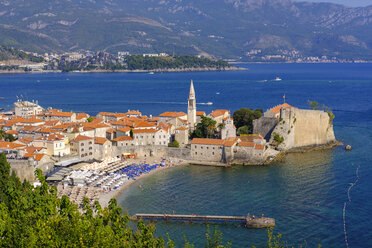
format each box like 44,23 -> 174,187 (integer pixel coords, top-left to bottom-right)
0,0 -> 371,60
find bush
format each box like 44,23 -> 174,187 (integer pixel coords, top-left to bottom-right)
168,140 -> 180,148
273,132 -> 284,144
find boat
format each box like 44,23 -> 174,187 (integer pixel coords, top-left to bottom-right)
206,102 -> 213,105
216,92 -> 220,95
274,77 -> 282,81
148,72 -> 155,75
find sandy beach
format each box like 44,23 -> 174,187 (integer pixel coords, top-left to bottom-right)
98,157 -> 188,208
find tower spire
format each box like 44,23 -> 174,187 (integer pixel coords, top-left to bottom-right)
188,79 -> 197,131
189,79 -> 195,99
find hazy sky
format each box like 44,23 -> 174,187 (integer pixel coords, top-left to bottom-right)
303,0 -> 372,7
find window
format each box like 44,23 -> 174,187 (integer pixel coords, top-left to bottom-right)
212,152 -> 215,155
195,152 -> 197,155
81,143 -> 84,146
207,147 -> 209,149
89,142 -> 92,145
89,147 -> 92,150
89,152 -> 92,155
81,148 -> 84,152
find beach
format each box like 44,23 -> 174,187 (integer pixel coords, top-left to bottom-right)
98,157 -> 187,208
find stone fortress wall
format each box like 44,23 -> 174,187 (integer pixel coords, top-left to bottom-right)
270,108 -> 336,150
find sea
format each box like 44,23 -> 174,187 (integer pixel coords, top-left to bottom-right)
1,63 -> 372,247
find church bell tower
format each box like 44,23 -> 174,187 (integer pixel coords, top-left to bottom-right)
188,80 -> 197,130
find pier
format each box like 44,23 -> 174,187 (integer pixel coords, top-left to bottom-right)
132,213 -> 275,229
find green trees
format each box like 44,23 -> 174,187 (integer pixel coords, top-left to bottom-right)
308,100 -> 335,125
0,153 -> 235,247
125,55 -> 229,70
233,108 -> 263,135
87,117 -> 94,122
168,140 -> 180,148
190,116 -> 217,139
0,128 -> 15,141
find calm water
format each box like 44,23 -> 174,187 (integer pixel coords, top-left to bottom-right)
1,63 -> 372,247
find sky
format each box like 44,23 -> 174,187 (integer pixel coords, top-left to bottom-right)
302,0 -> 372,7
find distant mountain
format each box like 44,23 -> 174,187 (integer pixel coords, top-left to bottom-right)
0,0 -> 371,60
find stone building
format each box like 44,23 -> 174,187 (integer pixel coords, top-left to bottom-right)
94,137 -> 112,160
69,135 -> 94,161
133,128 -> 170,146
33,133 -> 70,157
113,136 -> 134,147
175,127 -> 189,147
221,117 -> 236,140
209,109 -> 230,124
14,100 -> 44,117
263,103 -> 297,119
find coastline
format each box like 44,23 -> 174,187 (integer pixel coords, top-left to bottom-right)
0,66 -> 245,75
99,158 -> 187,208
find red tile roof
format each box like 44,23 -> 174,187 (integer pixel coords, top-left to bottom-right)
159,112 -> 187,118
209,109 -> 229,117
0,141 -> 25,150
133,129 -> 157,134
196,111 -> 206,116
238,142 -> 255,147
134,121 -> 156,128
113,136 -> 133,141
125,110 -> 142,115
76,113 -> 89,120
94,137 -> 109,145
6,130 -> 18,135
72,135 -> 93,142
117,127 -> 131,132
191,138 -> 225,145
269,103 -> 297,114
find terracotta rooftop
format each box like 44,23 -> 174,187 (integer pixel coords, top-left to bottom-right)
0,141 -> 25,150
191,138 -> 225,146
117,127 -> 131,132
47,112 -> 75,117
16,137 -> 34,144
125,110 -> 142,115
209,109 -> 229,117
238,141 -> 255,147
134,121 -> 156,128
113,136 -> 134,141
196,111 -> 206,116
72,135 -> 93,142
133,129 -> 157,134
82,122 -> 111,129
76,113 -> 89,120
269,103 -> 297,114
106,128 -> 116,134
6,130 -> 18,135
24,153 -> 45,161
24,146 -> 44,153
159,112 -> 187,118
94,137 -> 109,145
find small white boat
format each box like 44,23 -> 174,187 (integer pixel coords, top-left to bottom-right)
216,92 -> 220,95
148,72 -> 155,75
274,77 -> 282,81
206,102 -> 213,105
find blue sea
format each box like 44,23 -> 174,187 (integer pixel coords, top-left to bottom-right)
1,63 -> 372,247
